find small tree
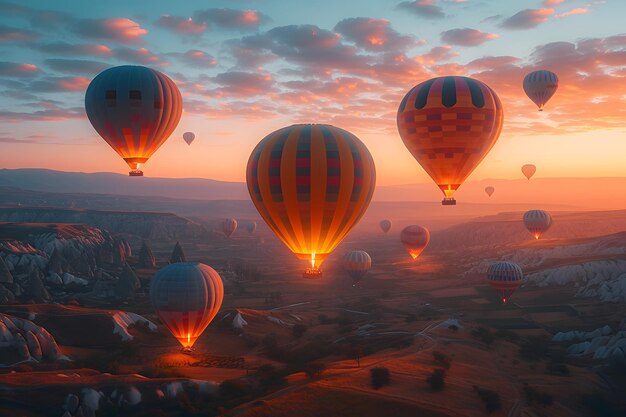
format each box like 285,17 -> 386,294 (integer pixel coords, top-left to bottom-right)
426,369 -> 446,391
474,386 -> 501,413
370,367 -> 390,389
304,361 -> 326,379
292,324 -> 308,338
432,351 -> 452,369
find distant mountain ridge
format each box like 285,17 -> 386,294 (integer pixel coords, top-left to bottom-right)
0,168 -> 625,209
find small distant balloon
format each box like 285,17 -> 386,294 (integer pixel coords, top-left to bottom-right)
487,261 -> 524,303
150,262 -> 224,350
343,250 -> 372,285
221,218 -> 237,238
380,219 -> 392,234
246,222 -> 257,234
485,186 -> 495,197
523,70 -> 558,111
521,164 -> 536,180
400,225 -> 430,260
183,132 -> 195,145
523,210 -> 552,240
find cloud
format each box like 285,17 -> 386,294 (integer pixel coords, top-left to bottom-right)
74,18 -> 147,44
396,1 -> 445,19
543,0 -> 564,5
334,17 -> 420,52
29,76 -> 91,92
112,47 -> 161,64
440,28 -> 498,46
467,55 -> 520,69
44,59 -> 110,75
556,7 -> 590,18
156,15 -> 208,34
0,62 -> 38,77
0,25 -> 39,42
168,50 -> 217,68
209,71 -> 276,97
32,42 -> 113,57
501,8 -> 555,29
0,104 -> 84,123
193,8 -> 270,30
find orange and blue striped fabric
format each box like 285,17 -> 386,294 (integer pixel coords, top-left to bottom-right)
246,124 -> 376,267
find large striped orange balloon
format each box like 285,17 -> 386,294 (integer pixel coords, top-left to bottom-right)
397,76 -> 503,205
85,65 -> 182,176
246,124 -> 376,269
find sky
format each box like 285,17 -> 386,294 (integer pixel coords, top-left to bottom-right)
0,0 -> 624,185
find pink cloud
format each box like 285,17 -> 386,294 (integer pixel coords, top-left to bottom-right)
0,25 -> 39,42
112,47 -> 161,64
169,50 -> 218,68
501,8 -> 555,29
557,7 -> 590,18
33,42 -> 112,57
156,15 -> 208,34
334,17 -> 420,52
74,18 -> 147,44
467,56 -> 520,69
397,1 -> 445,19
440,28 -> 498,46
0,62 -> 38,77
193,8 -> 270,30
544,0 -> 565,5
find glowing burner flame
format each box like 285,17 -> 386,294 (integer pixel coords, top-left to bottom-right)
311,253 -> 316,268
534,234 -> 540,240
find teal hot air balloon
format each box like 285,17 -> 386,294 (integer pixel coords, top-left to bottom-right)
85,65 -> 182,176
523,210 -> 552,240
487,261 -> 524,303
343,250 -> 372,284
150,262 -> 224,350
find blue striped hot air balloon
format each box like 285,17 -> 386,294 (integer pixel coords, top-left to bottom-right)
523,70 -> 558,111
343,250 -> 372,284
486,261 -> 524,303
523,210 -> 552,240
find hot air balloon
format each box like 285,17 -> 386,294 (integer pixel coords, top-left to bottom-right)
85,65 -> 182,176
523,70 -> 558,111
183,131 -> 195,145
343,250 -> 372,285
523,210 -> 552,240
521,164 -> 536,180
246,222 -> 257,234
150,262 -> 224,350
221,218 -> 237,238
487,261 -> 524,303
380,219 -> 392,234
485,186 -> 495,197
246,124 -> 376,279
400,225 -> 430,260
397,76 -> 503,206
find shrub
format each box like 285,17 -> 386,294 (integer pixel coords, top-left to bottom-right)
304,361 -> 326,378
523,384 -> 553,406
519,336 -> 550,361
426,369 -> 446,391
546,361 -> 570,376
471,327 -> 495,346
474,386 -> 501,413
370,367 -> 390,389
432,351 -> 452,369
292,324 -> 308,338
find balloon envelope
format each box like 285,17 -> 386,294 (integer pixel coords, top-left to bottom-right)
343,250 -> 372,284
380,219 -> 392,233
521,164 -> 536,180
523,210 -> 552,240
523,70 -> 558,111
183,132 -> 195,145
246,124 -> 376,269
222,218 -> 237,238
246,222 -> 257,234
487,261 -> 524,303
485,186 -> 495,197
150,262 -> 224,349
85,65 -> 182,176
400,225 -> 430,259
397,76 -> 504,205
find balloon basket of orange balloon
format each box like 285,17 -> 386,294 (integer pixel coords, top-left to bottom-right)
129,170 -> 144,177
441,198 -> 456,206
302,267 -> 323,279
